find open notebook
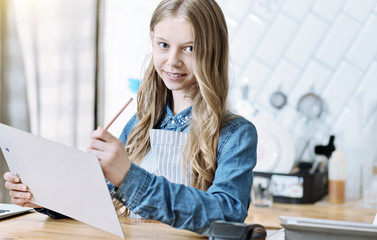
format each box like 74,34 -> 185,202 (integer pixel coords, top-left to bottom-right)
0,123 -> 124,238
0,203 -> 33,219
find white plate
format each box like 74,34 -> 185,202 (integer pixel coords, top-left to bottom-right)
250,115 -> 295,174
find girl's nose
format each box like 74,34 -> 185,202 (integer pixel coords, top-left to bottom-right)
167,49 -> 183,67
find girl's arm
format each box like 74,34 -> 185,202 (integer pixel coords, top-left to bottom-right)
112,119 -> 257,235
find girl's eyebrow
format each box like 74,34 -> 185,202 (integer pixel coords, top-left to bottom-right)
155,37 -> 194,45
183,40 -> 194,45
154,37 -> 168,42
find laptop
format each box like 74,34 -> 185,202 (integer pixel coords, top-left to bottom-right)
0,123 -> 124,238
280,216 -> 377,240
0,203 -> 33,219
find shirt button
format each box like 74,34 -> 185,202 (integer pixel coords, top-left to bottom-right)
171,120 -> 175,124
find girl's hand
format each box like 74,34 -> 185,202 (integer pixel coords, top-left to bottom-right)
87,127 -> 131,187
3,172 -> 42,208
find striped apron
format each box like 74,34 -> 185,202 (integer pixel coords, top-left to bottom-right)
129,129 -> 190,218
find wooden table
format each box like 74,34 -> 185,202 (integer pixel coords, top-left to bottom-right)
0,199 -> 376,239
0,213 -> 205,240
246,198 -> 376,229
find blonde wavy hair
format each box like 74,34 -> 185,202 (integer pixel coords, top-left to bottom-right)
127,0 -> 229,191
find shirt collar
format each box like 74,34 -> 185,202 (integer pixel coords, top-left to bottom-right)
159,103 -> 192,130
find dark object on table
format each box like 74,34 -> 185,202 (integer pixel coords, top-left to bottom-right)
208,221 -> 266,240
254,170 -> 328,204
296,161 -> 313,174
315,135 -> 335,159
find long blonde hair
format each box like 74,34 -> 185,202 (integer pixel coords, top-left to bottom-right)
126,0 -> 229,191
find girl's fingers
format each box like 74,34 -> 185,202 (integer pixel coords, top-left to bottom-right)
87,148 -> 107,160
3,172 -> 35,208
12,197 -> 31,205
91,127 -> 117,142
9,190 -> 32,200
91,127 -> 106,140
88,138 -> 113,152
4,181 -> 28,191
22,202 -> 42,208
3,172 -> 20,183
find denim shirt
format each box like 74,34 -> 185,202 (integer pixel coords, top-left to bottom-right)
110,104 -> 258,235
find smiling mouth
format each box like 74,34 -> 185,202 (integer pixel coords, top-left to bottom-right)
166,72 -> 186,77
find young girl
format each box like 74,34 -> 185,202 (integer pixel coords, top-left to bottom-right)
4,0 -> 257,235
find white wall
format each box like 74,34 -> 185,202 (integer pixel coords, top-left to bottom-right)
103,0 -> 377,163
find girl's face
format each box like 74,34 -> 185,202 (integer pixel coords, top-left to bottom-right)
152,17 -> 197,98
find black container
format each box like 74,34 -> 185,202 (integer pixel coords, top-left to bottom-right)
254,171 -> 328,204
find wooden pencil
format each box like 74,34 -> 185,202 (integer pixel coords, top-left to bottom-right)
104,97 -> 133,130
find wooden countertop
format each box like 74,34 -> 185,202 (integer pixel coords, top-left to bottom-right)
0,212 -> 206,240
0,199 -> 376,239
246,198 -> 376,229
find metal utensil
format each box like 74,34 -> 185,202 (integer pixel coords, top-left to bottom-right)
270,90 -> 288,110
297,92 -> 324,119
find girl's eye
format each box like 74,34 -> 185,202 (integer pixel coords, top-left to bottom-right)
158,42 -> 168,48
185,46 -> 193,52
